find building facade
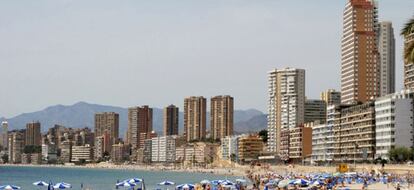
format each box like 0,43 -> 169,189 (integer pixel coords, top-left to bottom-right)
94,112 -> 119,152
184,96 -> 207,142
151,136 -> 178,163
404,21 -> 414,89
320,89 -> 341,106
71,144 -> 93,162
8,130 -> 25,163
267,68 -> 305,153
26,121 -> 41,146
289,124 -> 312,161
220,136 -> 240,162
379,21 -> 395,96
375,90 -> 414,160
341,0 -> 380,104
128,106 -> 153,150
333,102 -> 376,162
210,95 -> 234,140
305,99 -> 327,123
238,135 -> 264,163
0,121 -> 8,150
163,105 -> 179,136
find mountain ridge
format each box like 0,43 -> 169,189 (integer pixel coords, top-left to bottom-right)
2,102 -> 267,136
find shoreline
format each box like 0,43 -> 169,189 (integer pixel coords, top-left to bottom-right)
0,163 -> 247,177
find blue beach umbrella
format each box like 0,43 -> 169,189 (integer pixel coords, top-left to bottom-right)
0,185 -> 21,190
220,180 -> 234,186
158,181 -> 175,186
211,180 -> 222,185
33,181 -> 49,187
115,182 -> 136,188
294,179 -> 310,186
124,178 -> 143,184
176,184 -> 194,190
53,183 -> 71,189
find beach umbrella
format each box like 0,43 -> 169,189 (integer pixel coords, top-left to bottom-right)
277,179 -> 292,188
175,184 -> 194,190
115,182 -> 136,188
124,178 -> 143,184
53,183 -> 71,189
0,185 -> 21,190
293,179 -> 310,186
158,181 -> 175,186
33,181 -> 49,187
220,180 -> 234,186
211,180 -> 223,185
235,179 -> 247,184
200,180 -> 210,185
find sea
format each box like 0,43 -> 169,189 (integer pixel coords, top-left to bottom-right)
0,166 -> 243,190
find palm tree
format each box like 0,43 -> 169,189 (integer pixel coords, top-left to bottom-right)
401,17 -> 414,63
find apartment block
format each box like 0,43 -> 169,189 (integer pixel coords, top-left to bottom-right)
151,136 -> 178,163
289,124 -> 312,161
341,0 -> 380,104
26,121 -> 41,146
379,21 -> 396,95
333,102 -> 376,162
404,21 -> 414,89
210,95 -> 234,140
267,68 -> 305,153
305,99 -> 327,123
128,106 -> 153,149
320,89 -> 341,106
71,144 -> 93,162
8,130 -> 25,164
111,143 -> 129,163
184,96 -> 207,142
1,121 -> 8,150
375,90 -> 414,160
163,105 -> 179,136
238,135 -> 264,163
94,112 -> 119,152
220,135 -> 241,162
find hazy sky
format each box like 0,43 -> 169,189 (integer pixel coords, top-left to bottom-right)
0,0 -> 413,118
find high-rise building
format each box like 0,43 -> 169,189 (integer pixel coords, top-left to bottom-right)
128,106 -> 153,149
151,136 -> 178,163
1,121 -> 8,150
289,124 -> 312,161
184,96 -> 207,142
238,135 -> 264,163
404,22 -> 414,89
379,21 -> 395,95
320,89 -> 341,106
210,95 -> 234,140
375,90 -> 414,160
163,105 -> 179,136
341,0 -> 380,104
8,130 -> 25,163
25,121 -> 41,146
304,99 -> 326,123
267,68 -> 305,153
94,112 -> 119,147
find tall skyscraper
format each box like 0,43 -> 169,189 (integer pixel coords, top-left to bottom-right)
379,21 -> 395,95
404,23 -> 414,89
320,89 -> 341,106
341,0 -> 380,104
94,112 -> 119,148
128,106 -> 153,149
0,121 -> 8,150
210,95 -> 234,140
163,105 -> 179,136
8,130 -> 25,163
25,121 -> 41,146
184,96 -> 207,142
267,68 -> 305,153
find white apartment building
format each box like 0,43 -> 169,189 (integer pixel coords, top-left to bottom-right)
71,144 -> 93,162
151,136 -> 177,163
220,135 -> 243,162
375,90 -> 414,160
267,68 -> 305,153
311,105 -> 338,163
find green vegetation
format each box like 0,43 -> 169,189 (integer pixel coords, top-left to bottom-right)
388,146 -> 414,163
1,154 -> 8,163
23,145 -> 42,154
258,129 -> 268,143
401,17 -> 414,63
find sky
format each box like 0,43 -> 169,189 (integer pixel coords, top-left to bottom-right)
0,0 -> 413,118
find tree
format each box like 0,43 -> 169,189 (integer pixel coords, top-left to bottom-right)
258,130 -> 268,143
388,147 -> 412,163
401,17 -> 414,64
23,145 -> 42,154
1,154 -> 8,163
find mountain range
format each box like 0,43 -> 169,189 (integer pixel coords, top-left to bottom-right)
0,102 -> 267,136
